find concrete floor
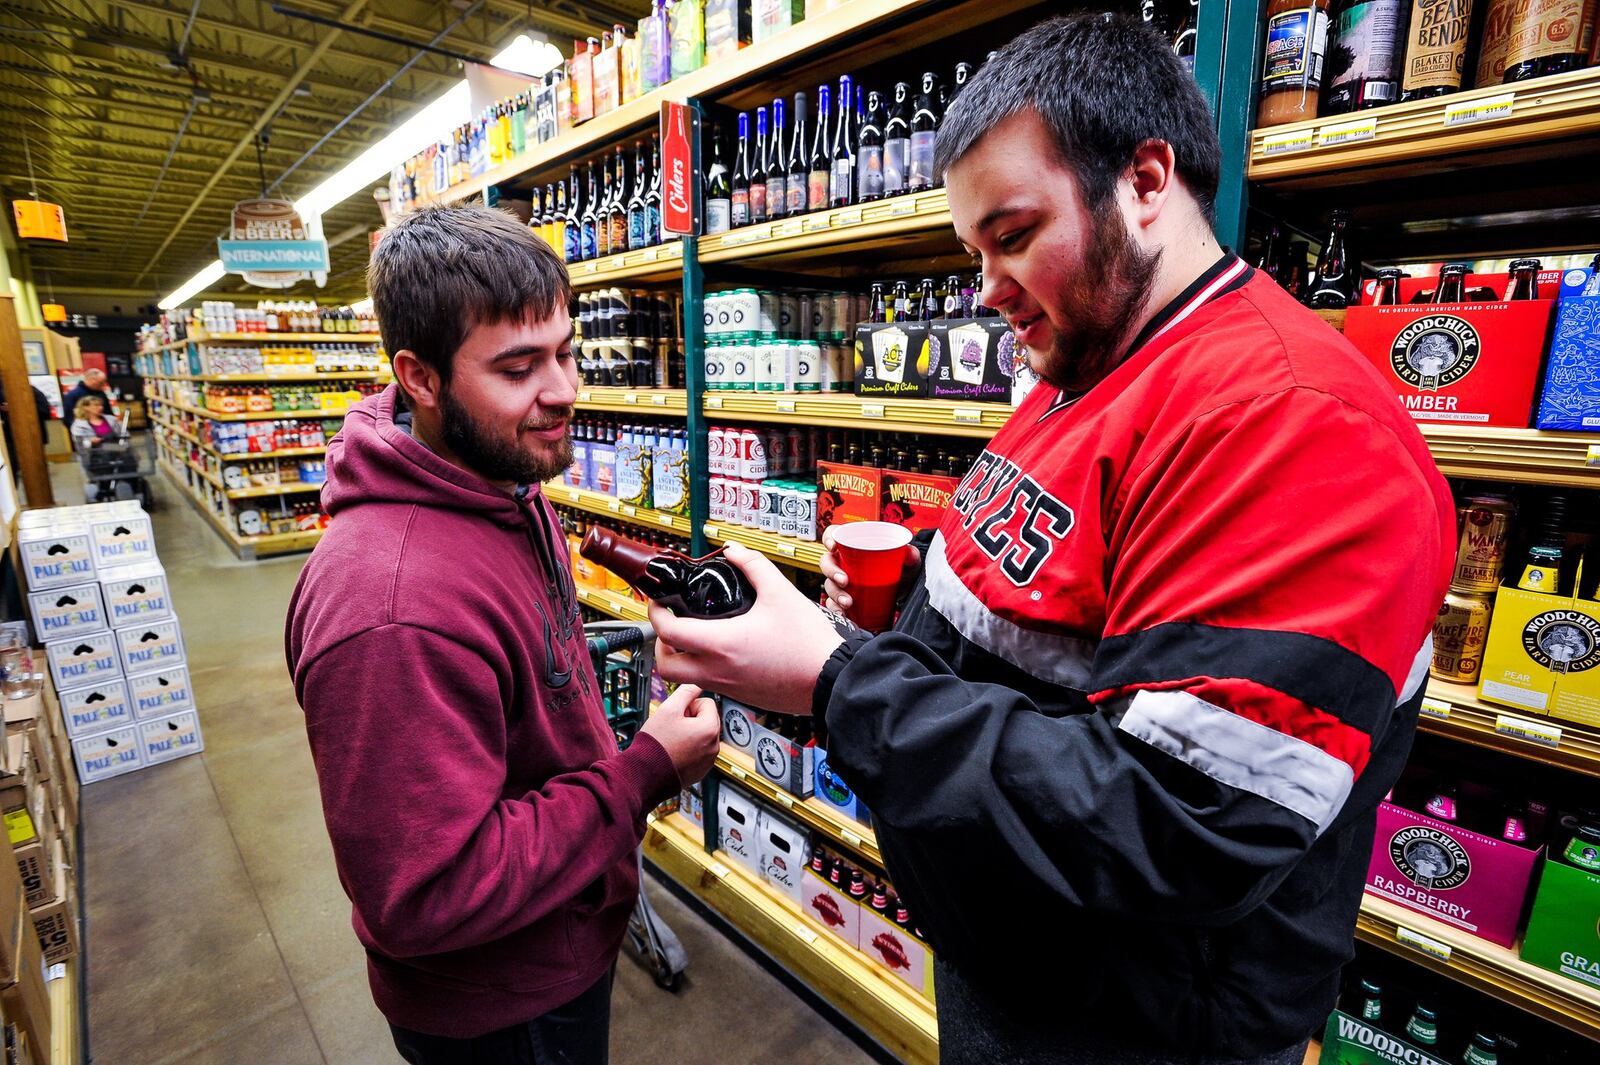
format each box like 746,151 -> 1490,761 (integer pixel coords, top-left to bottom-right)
62,460 -> 880,1065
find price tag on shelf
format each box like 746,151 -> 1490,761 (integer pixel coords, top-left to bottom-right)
1494,713 -> 1562,748
889,199 -> 919,217
772,791 -> 794,809
776,541 -> 797,557
706,396 -> 724,409
792,924 -> 819,945
621,504 -> 637,517
720,231 -> 755,247
833,208 -> 863,227
704,523 -> 720,539
1586,444 -> 1600,468
657,512 -> 676,526
1445,93 -> 1514,127
951,407 -> 983,425
623,392 -> 639,405
861,403 -> 885,419
776,398 -> 797,413
1318,116 -> 1377,147
581,262 -> 600,274
651,394 -> 667,406
709,861 -> 732,880
1261,129 -> 1314,156
802,216 -> 832,233
1419,698 -> 1452,721
1395,926 -> 1453,963
578,391 -> 592,402
642,247 -> 659,261
841,828 -> 863,848
778,219 -> 804,237
607,500 -> 621,513
727,763 -> 747,781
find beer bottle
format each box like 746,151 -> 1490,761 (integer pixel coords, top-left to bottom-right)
830,75 -> 857,208
1404,1002 -> 1440,1047
1425,781 -> 1459,821
1323,0 -> 1404,114
628,141 -> 651,250
1174,0 -> 1201,69
1515,492 -> 1571,594
1433,263 -> 1468,304
869,282 -> 888,323
1255,223 -> 1286,283
848,868 -> 867,904
1256,0 -> 1332,127
1563,818 -> 1600,871
1501,799 -> 1529,843
580,526 -> 755,618
893,894 -> 911,929
1463,1032 -> 1501,1065
1503,0 -> 1595,82
1374,267 -> 1403,305
732,112 -> 751,228
608,144 -> 630,256
750,106 -> 770,224
766,97 -> 788,221
943,274 -> 964,318
705,127 -> 732,236
891,280 -> 911,323
951,61 -> 975,99
528,184 -> 545,242
564,165 -> 583,263
1507,258 -> 1542,301
808,84 -> 832,212
1307,210 -> 1355,309
553,183 -> 569,253
870,881 -> 890,916
809,848 -> 827,876
828,856 -> 846,889
787,92 -> 810,217
1356,977 -> 1385,1027
580,162 -> 600,261
1399,0 -> 1477,101
884,82 -> 911,197
1285,241 -> 1311,300
596,153 -> 616,258
857,91 -> 886,202
917,278 -> 938,321
909,72 -> 940,191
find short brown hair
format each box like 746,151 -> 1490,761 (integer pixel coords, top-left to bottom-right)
367,203 -> 572,387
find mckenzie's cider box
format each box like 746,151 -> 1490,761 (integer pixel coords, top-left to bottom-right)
816,461 -> 882,537
881,470 -> 958,535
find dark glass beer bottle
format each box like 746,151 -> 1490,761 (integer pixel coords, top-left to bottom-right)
808,84 -> 832,211
1307,210 -> 1354,309
731,112 -> 751,228
1373,267 -> 1403,305
1507,258 -> 1542,300
580,526 -> 755,618
884,82 -> 911,197
787,92 -> 810,216
1434,263 -> 1468,304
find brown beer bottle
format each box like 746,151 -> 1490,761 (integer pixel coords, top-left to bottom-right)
1433,263 -> 1469,304
1503,0 -> 1596,82
580,526 -> 755,618
1257,0 -> 1334,127
1323,0 -> 1405,114
1399,0 -> 1477,101
1507,258 -> 1542,300
1374,267 -> 1404,305
1307,210 -> 1355,309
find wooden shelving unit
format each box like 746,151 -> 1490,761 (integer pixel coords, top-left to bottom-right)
191,331 -> 383,343
141,369 -> 390,383
644,812 -> 937,1065
155,438 -> 321,501
566,241 -> 685,287
703,521 -> 826,573
705,390 -> 1007,439
153,395 -> 353,423
718,746 -> 880,866
1421,679 -> 1600,778
160,462 -> 324,558
576,387 -> 690,415
151,411 -> 326,462
698,189 -> 953,266
1419,425 -> 1600,490
543,482 -> 694,536
576,585 -> 649,623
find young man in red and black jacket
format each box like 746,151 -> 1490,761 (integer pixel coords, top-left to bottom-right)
649,15 -> 1455,1065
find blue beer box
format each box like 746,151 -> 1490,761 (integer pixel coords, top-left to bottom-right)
17,522 -> 96,591
45,631 -> 123,692
127,666 -> 195,720
138,709 -> 204,766
115,620 -> 186,675
71,724 -> 144,785
58,678 -> 134,739
27,582 -> 109,642
99,562 -> 173,627
89,511 -> 158,568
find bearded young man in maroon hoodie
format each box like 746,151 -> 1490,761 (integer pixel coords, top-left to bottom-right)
286,204 -> 721,1065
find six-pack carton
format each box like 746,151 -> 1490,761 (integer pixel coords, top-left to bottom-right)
1477,564 -> 1600,728
1534,267 -> 1600,431
928,318 -> 1015,403
1519,848 -> 1600,991
854,323 -> 930,399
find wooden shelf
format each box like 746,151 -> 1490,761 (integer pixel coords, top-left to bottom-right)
644,811 -> 937,1065
1419,425 -> 1600,490
153,395 -> 354,423
704,391 -> 1007,439
575,386 -> 689,415
576,585 -> 650,623
138,337 -> 190,354
161,464 -> 324,558
159,439 -> 323,501
566,240 -> 685,287
1248,67 -> 1600,187
718,746 -> 880,867
151,413 -> 202,448
1421,679 -> 1600,778
151,410 -> 327,462
141,369 -> 390,383
699,189 -> 952,265
195,331 -> 382,343
543,482 -> 695,536
1355,893 -> 1600,1041
48,959 -> 79,1065
704,521 -> 825,572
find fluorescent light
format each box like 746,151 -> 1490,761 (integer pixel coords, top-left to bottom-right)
159,259 -> 226,310
490,34 -> 563,78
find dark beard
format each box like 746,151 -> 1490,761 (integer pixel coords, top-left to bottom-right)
439,385 -> 574,486
1035,208 -> 1161,392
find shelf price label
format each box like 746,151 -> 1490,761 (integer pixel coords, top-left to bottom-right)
775,541 -> 797,557
775,398 -> 797,413
706,396 -> 724,409
1395,925 -> 1453,963
657,512 -> 676,526
1419,698 -> 1452,721
578,391 -> 592,402
607,500 -> 621,513
772,791 -> 794,809
840,828 -> 863,848
1261,129 -> 1314,156
703,523 -> 720,538
802,216 -> 832,233
792,923 -> 819,945
642,247 -> 659,261
623,392 -> 639,404
861,403 -> 885,419
889,199 -> 919,217
1585,444 -> 1600,468
951,406 -> 983,425
726,762 -> 746,781
651,394 -> 667,406
1493,713 -> 1562,748
708,860 -> 732,880
1318,117 -> 1377,147
1444,93 -> 1514,127
833,208 -> 863,227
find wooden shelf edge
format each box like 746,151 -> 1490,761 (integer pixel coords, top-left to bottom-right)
1355,894 -> 1600,1041
1421,678 -> 1600,778
140,369 -> 390,383
703,392 -> 1007,439
699,190 -> 951,263
196,332 -> 383,343
543,482 -> 694,535
576,585 -> 650,623
644,812 -> 937,1064
160,463 -> 324,557
48,958 -> 79,1065
704,522 -> 825,572
565,243 -> 685,287
716,746 -> 881,867
154,395 -> 354,423
575,387 -> 689,414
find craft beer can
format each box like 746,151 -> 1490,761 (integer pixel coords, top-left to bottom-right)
1431,589 -> 1492,683
1453,494 -> 1513,594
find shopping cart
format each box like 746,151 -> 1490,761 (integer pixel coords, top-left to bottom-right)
584,619 -> 690,992
75,424 -> 156,508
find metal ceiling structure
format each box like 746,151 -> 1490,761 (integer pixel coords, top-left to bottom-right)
1,0 -> 648,312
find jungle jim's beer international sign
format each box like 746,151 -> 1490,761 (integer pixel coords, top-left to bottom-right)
217,199 -> 330,288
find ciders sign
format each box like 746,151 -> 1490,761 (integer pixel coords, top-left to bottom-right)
660,101 -> 699,236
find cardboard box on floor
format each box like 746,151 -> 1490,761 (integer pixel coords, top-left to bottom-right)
29,839 -> 75,966
2,926 -> 50,1064
0,829 -> 29,989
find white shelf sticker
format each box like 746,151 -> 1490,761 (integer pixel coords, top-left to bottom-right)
1444,93 -> 1514,127
1318,117 -> 1378,147
778,220 -> 804,237
1419,698 -> 1452,721
607,500 -> 621,513
578,391 -> 592,402
642,247 -> 659,261
833,209 -> 863,227
952,407 -> 983,425
773,791 -> 794,808
623,392 -> 639,404
792,923 -> 819,945
706,396 -> 724,409
704,524 -> 720,538
1262,129 -> 1314,156
581,262 -> 599,274
622,504 -> 636,517
1396,926 -> 1453,963
651,393 -> 667,406
1586,444 -> 1600,468
889,200 -> 919,217
841,828 -> 863,847
776,541 -> 797,557
803,216 -> 832,232
776,398 -> 797,413
861,403 -> 885,419
657,511 -> 676,526
709,861 -> 732,879
727,762 -> 746,780
1494,713 -> 1562,748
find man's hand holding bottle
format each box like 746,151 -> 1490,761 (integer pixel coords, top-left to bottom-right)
638,683 -> 721,784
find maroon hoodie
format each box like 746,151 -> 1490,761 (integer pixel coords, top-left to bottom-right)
285,386 -> 679,1038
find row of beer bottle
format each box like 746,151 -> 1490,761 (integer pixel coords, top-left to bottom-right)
529,137 -> 665,263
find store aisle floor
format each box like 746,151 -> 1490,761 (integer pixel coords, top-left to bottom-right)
68,461 -> 880,1065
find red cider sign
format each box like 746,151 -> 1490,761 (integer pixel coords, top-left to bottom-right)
660,101 -> 699,236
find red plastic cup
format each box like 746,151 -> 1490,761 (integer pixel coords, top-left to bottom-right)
831,521 -> 914,632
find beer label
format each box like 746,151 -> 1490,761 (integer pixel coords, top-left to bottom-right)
1403,0 -> 1474,91
786,181 -> 806,216
748,182 -> 768,223
1327,0 -> 1403,108
1262,7 -> 1331,88
1476,0 -> 1519,85
731,189 -> 749,227
1520,610 -> 1600,673
857,145 -> 885,200
808,170 -> 830,211
830,159 -> 852,205
908,131 -> 936,189
884,139 -> 908,194
1389,314 -> 1480,390
705,199 -> 731,235
766,175 -> 787,213
1463,1045 -> 1500,1065
1506,0 -> 1585,66
1390,825 -> 1471,889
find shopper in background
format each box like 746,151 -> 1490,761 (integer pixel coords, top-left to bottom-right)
285,204 -> 719,1065
60,368 -> 110,431
648,14 -> 1453,1065
68,396 -> 120,449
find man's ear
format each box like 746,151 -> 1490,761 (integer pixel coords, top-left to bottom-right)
1126,138 -> 1178,232
391,350 -> 442,411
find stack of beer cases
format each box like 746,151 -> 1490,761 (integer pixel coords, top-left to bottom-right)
19,501 -> 203,784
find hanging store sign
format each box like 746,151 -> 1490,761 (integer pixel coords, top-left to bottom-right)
218,198 -> 327,289
660,101 -> 700,237
40,303 -> 67,323
13,200 -> 67,242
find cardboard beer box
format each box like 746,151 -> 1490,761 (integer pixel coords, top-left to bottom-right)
1364,800 -> 1539,947
126,666 -> 196,720
0,826 -> 25,988
928,318 -> 1016,402
720,699 -> 813,798
44,632 -> 122,692
756,808 -> 807,904
854,322 -> 931,399
71,724 -> 143,785
115,619 -> 186,675
57,679 -> 134,739
703,0 -> 751,60
28,839 -> 75,966
98,562 -> 173,627
715,783 -> 762,876
861,902 -> 935,1000
138,709 -> 204,767
1477,570 -> 1600,728
15,522 -> 95,592
1344,299 -> 1555,427
881,470 -> 959,535
816,461 -> 882,537
1534,292 -> 1600,431
1,926 -> 49,1057
813,749 -> 865,824
1520,849 -> 1600,990
88,510 -> 158,568
27,582 -> 108,642
1316,1010 -> 1452,1065
802,852 -> 861,950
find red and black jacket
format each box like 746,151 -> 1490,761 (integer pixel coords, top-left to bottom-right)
815,256 -> 1456,1057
